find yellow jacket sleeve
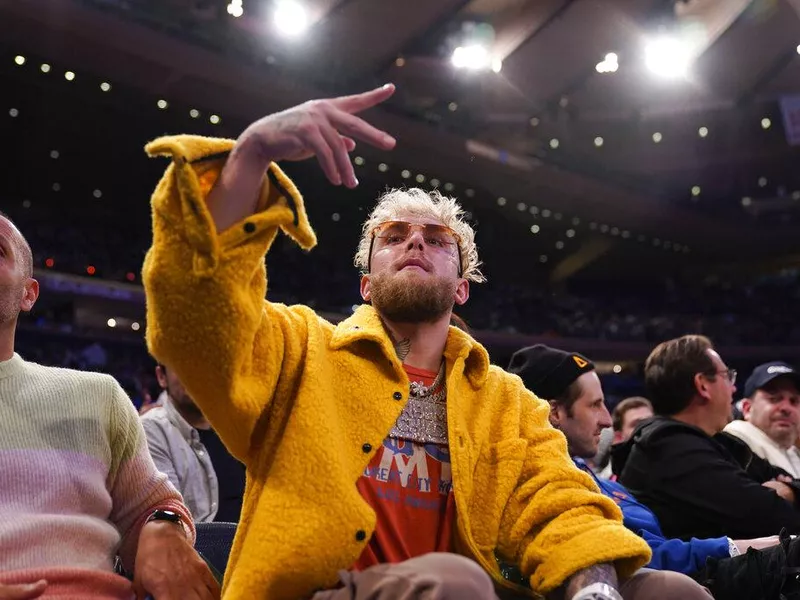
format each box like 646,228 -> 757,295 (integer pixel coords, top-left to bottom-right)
496,383 -> 651,592
142,135 -> 317,463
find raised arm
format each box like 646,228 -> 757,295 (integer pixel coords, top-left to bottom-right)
142,85 -> 396,461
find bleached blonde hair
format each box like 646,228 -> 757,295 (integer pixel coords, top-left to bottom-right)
354,187 -> 485,283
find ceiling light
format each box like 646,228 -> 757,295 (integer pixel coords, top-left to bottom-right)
644,36 -> 692,79
40,63 -> 50,73
50,150 -> 59,159
93,189 -> 102,199
554,213 -> 562,220
9,108 -> 18,118
594,136 -> 604,147
555,241 -> 564,249
761,117 -> 771,129
210,114 -> 220,124
444,182 -> 454,191
621,230 -> 630,239
611,227 -> 619,236
549,138 -> 559,149
227,0 -> 243,17
395,57 -> 405,67
529,206 -> 539,215
539,255 -> 548,263
613,365 -> 622,374
157,99 -> 168,109
600,224 -> 609,233
529,117 -> 539,127
401,170 -> 410,179
698,126 -> 708,138
448,102 -> 458,112
21,199 -> 30,208
274,1 -> 309,37
354,156 -> 365,166
107,318 -> 117,328
595,52 -> 618,74
516,202 -> 527,211
52,183 -> 61,192
797,44 -> 800,55
189,109 -> 200,118
415,173 -> 425,183
497,197 -> 507,206
691,185 -> 701,196
378,163 -> 388,172
452,45 -> 495,71
530,224 -> 540,234
572,217 -> 580,225
14,55 -> 25,66
465,189 -> 475,198
542,209 -> 552,218
741,197 -> 752,206
491,58 -> 502,73
652,132 -> 663,143
566,229 -> 575,238
131,322 -> 141,332
64,71 -> 75,81
331,213 -> 340,222
430,178 -> 440,188
758,177 -> 767,187
100,82 -> 111,92
792,191 -> 800,201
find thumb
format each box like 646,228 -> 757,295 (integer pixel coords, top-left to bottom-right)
1,580 -> 48,600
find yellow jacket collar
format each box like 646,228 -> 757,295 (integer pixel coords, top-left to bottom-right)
330,305 -> 489,388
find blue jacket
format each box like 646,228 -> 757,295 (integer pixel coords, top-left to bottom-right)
574,459 -> 730,574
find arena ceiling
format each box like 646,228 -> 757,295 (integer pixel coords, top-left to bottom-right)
2,0 -> 800,280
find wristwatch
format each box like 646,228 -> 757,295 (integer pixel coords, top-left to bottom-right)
145,509 -> 188,537
571,583 -> 624,600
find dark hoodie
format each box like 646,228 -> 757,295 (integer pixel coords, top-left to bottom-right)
612,416 -> 800,540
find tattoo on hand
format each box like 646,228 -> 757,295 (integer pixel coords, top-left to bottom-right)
561,563 -> 618,599
394,338 -> 411,362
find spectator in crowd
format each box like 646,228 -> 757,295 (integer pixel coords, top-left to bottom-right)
509,345 -> 778,572
0,211 -> 219,600
142,364 -> 246,523
613,398 -> 654,444
597,398 -> 654,479
724,362 -> 800,478
613,335 -> 800,541
507,344 -> 800,600
142,86 -> 663,600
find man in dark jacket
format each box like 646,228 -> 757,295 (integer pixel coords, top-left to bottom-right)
613,334 -> 800,541
508,344 -> 778,576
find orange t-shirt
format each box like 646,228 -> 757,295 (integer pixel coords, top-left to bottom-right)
353,365 -> 456,569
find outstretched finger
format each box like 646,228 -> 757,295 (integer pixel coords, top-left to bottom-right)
329,83 -> 396,115
320,122 -> 356,188
343,136 -> 356,152
306,129 -> 343,186
332,111 -> 396,150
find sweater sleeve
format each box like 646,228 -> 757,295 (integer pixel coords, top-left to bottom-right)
142,135 -> 317,463
106,379 -> 195,572
641,529 -> 730,574
496,383 -> 651,594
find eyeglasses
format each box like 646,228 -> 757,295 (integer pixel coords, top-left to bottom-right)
368,220 -> 463,275
707,368 -> 737,385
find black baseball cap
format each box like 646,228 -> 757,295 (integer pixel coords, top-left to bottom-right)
743,361 -> 800,399
508,344 -> 595,400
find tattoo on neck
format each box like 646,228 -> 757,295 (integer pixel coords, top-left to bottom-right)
561,564 -> 618,599
394,338 -> 411,362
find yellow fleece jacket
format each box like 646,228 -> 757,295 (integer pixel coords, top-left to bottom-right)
142,135 -> 651,600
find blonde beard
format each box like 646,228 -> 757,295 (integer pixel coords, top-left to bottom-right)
369,270 -> 456,324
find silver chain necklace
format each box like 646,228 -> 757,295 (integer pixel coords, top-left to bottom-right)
388,361 -> 449,445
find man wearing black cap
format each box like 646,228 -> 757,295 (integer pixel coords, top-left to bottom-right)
508,344 -> 800,600
724,362 -> 800,478
508,344 -> 719,597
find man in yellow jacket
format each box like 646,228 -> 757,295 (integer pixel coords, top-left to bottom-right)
144,84 -> 671,600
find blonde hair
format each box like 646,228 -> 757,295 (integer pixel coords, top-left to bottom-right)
354,188 -> 485,283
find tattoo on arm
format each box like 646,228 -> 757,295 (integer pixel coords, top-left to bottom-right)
394,338 -> 411,362
556,563 -> 618,600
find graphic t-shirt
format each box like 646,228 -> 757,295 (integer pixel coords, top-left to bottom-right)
353,365 -> 455,569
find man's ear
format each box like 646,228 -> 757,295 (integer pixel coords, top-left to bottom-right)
20,278 -> 39,313
360,274 -> 371,302
741,398 -> 753,420
549,400 -> 561,429
694,372 -> 712,403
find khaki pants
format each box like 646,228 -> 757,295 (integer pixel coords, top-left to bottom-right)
312,554 -> 712,600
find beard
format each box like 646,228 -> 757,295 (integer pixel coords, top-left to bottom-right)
369,269 -> 457,324
0,280 -> 24,327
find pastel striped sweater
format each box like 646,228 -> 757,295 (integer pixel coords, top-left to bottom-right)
0,353 -> 194,599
